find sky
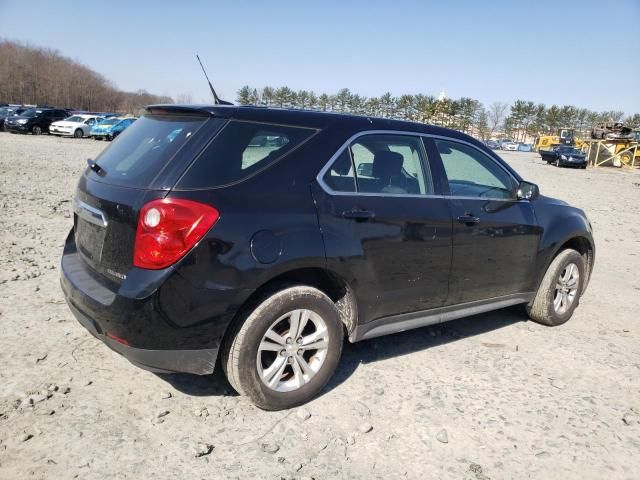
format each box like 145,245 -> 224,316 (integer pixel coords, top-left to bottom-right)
1,0 -> 639,114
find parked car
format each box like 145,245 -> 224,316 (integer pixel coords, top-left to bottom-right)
518,143 -> 533,152
485,140 -> 500,150
0,105 -> 27,131
502,141 -> 519,151
498,138 -> 515,149
61,105 -> 595,410
540,146 -> 587,168
90,117 -> 136,140
50,114 -> 103,138
4,108 -> 69,135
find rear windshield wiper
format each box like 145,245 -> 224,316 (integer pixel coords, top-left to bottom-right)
87,158 -> 107,177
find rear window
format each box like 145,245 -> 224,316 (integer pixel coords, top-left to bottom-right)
91,114 -> 206,188
177,121 -> 316,188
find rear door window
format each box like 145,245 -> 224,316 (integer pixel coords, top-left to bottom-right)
90,114 -> 207,188
322,149 -> 356,192
177,121 -> 316,188
350,134 -> 432,195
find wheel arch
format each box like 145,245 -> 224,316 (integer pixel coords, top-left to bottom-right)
538,231 -> 595,294
225,266 -> 358,344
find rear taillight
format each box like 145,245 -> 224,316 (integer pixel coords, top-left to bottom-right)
133,198 -> 219,270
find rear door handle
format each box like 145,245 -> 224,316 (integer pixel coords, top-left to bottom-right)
342,208 -> 375,221
457,214 -> 480,225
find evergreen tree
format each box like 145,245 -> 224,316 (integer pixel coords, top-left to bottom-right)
236,85 -> 252,105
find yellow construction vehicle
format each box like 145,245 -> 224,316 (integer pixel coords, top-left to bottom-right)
534,128 -> 585,151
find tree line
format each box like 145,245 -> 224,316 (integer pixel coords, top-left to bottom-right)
0,40 -> 172,113
237,85 -> 640,141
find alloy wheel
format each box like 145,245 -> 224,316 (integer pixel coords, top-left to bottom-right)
257,309 -> 329,392
553,262 -> 579,314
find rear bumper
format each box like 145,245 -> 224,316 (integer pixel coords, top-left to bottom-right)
65,298 -> 217,374
59,237 -> 231,375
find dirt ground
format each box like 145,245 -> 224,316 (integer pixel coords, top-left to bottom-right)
0,132 -> 639,480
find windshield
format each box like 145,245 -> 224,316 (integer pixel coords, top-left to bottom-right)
0,107 -> 15,116
65,116 -> 84,122
20,109 -> 43,118
558,147 -> 580,154
97,118 -> 121,126
91,114 -> 207,188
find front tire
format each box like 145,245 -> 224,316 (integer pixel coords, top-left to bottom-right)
527,249 -> 585,326
74,128 -> 83,138
222,286 -> 344,410
31,125 -> 42,135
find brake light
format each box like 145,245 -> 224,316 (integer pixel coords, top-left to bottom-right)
133,198 -> 219,269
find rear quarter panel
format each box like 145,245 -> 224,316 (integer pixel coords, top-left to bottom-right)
165,131 -> 338,328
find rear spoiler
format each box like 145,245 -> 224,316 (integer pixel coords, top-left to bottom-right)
145,104 -> 228,117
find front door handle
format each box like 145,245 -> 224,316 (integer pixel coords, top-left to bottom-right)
457,214 -> 480,225
342,208 -> 375,221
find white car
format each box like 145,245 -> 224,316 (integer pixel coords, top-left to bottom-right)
50,115 -> 102,138
502,141 -> 519,151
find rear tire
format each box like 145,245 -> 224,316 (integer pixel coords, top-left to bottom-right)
222,286 -> 343,410
527,249 -> 585,326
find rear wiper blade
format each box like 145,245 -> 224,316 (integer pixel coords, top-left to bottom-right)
87,158 -> 107,176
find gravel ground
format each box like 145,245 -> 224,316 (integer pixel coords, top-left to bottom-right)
0,133 -> 639,480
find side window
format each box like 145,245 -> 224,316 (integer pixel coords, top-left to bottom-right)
86,118 -> 95,125
350,134 -> 432,195
178,121 -> 316,188
435,140 -> 514,199
242,129 -> 291,169
322,149 -> 356,192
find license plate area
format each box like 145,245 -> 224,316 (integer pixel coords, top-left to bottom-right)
75,217 -> 106,265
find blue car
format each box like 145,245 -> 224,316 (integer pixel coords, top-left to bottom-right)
518,143 -> 533,152
90,117 -> 136,140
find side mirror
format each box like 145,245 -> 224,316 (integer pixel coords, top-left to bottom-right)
517,181 -> 539,201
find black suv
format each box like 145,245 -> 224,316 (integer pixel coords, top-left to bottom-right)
5,107 -> 69,135
61,105 -> 595,410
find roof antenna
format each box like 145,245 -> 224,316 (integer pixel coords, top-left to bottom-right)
196,54 -> 233,105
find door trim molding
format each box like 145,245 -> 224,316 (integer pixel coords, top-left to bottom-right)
349,292 -> 534,342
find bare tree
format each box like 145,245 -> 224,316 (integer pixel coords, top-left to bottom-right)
487,101 -> 509,135
0,39 -> 173,113
175,92 -> 193,104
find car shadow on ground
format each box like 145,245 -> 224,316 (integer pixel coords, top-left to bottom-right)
158,306 -> 528,398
